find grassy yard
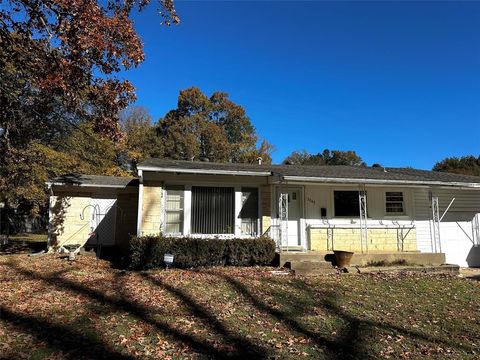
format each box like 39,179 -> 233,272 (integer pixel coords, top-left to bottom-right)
0,255 -> 479,359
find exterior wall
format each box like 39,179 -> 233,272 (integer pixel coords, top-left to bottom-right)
138,172 -> 270,237
49,187 -> 138,249
260,185 -> 272,235
413,187 -> 480,265
301,184 -> 480,261
140,182 -> 163,236
300,184 -> 417,252
49,192 -> 92,247
115,193 -> 139,250
309,227 -> 417,252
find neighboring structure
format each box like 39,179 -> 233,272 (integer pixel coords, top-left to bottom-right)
48,174 -> 138,252
48,159 -> 480,267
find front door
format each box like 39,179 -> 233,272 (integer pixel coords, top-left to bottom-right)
278,188 -> 303,247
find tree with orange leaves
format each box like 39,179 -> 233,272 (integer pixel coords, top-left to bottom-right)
0,1 -> 178,217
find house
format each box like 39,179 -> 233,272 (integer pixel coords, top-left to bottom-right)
48,159 -> 480,267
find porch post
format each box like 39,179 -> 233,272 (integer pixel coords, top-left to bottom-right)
136,170 -> 143,236
183,186 -> 191,236
234,187 -> 242,237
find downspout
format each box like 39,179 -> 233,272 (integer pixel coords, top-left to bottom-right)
136,170 -> 144,237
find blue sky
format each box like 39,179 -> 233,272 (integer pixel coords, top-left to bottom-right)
123,1 -> 480,168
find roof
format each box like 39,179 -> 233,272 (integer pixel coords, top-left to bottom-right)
138,158 -> 480,188
48,174 -> 139,188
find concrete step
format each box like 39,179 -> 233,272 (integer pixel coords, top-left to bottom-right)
279,252 -> 446,267
294,269 -> 336,276
287,261 -> 335,276
279,252 -> 332,266
288,261 -> 333,270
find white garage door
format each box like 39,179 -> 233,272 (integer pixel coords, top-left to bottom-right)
440,214 -> 480,267
87,197 -> 117,246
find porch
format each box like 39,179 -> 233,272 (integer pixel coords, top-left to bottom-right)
277,250 -> 446,268
266,183 -> 420,254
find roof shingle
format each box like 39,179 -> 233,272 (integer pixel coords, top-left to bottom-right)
138,158 -> 480,186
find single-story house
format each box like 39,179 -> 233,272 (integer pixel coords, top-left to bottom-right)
48,159 -> 480,267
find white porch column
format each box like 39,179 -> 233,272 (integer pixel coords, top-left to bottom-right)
183,186 -> 192,235
234,187 -> 242,237
300,218 -> 307,250
136,170 -> 143,236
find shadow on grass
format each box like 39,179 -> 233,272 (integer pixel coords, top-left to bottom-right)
203,270 -> 477,359
2,261 -> 267,359
2,261 -> 476,360
0,305 -> 134,360
200,270 -> 368,360
141,273 -> 268,358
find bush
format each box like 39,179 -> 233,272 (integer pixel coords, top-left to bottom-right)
127,235 -> 275,270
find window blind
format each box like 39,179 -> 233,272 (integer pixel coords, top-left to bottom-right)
191,186 -> 235,234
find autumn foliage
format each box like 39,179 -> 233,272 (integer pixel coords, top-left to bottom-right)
0,1 -> 178,216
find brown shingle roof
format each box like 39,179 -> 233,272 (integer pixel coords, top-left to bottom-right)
50,174 -> 138,188
138,158 -> 480,186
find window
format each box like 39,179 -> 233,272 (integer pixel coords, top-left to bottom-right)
191,186 -> 234,234
386,192 -> 404,214
240,188 -> 259,236
165,186 -> 184,234
334,191 -> 360,217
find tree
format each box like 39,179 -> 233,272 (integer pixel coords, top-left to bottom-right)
0,1 -> 178,217
119,106 -> 164,166
433,155 -> 480,177
157,87 -> 273,163
283,149 -> 366,166
0,123 -> 127,216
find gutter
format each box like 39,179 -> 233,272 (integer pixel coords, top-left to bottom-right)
137,166 -> 271,177
280,176 -> 480,189
46,182 -> 132,189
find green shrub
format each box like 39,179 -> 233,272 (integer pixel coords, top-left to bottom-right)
127,235 -> 275,270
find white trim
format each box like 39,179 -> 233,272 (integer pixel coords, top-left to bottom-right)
282,176 -> 480,188
384,190 -> 406,216
137,166 -> 271,177
184,186 -> 192,235
235,187 -> 242,237
47,182 -> 132,189
47,184 -> 53,248
136,170 -> 143,236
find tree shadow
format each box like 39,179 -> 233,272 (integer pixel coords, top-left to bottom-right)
203,270 -> 476,359
2,261 -> 264,359
199,269 -> 368,360
0,305 -> 134,360
140,272 -> 268,359
49,194 -> 70,248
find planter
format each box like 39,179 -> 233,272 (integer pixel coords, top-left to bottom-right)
333,250 -> 354,268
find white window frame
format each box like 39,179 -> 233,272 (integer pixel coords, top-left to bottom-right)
161,182 -> 261,238
164,186 -> 185,235
385,191 -> 405,215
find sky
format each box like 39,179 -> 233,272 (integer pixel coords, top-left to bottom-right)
122,1 -> 480,168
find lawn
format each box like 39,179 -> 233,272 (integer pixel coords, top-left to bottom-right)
0,254 -> 479,359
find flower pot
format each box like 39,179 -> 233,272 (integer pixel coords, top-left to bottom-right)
333,250 -> 354,268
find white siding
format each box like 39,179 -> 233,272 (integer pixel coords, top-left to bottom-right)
413,187 -> 480,266
412,188 -> 433,253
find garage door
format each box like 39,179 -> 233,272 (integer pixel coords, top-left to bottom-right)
87,197 -> 117,246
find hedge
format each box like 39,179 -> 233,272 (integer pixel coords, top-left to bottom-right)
127,235 -> 276,270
